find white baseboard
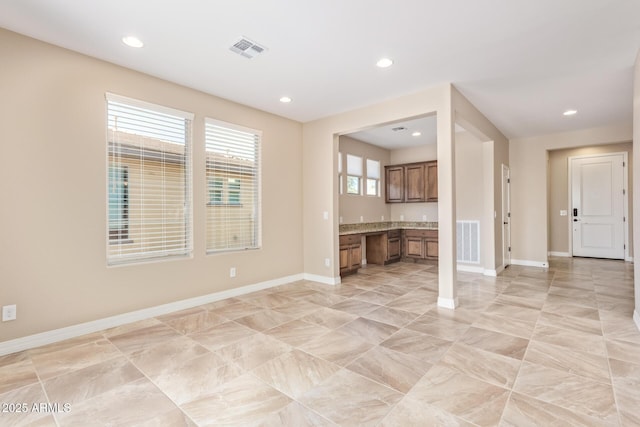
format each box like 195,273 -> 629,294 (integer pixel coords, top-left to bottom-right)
456,265 -> 484,274
437,297 -> 458,309
303,273 -> 341,285
626,256 -> 633,262
634,310 -> 640,332
0,273 -> 305,357
456,264 -> 503,277
548,251 -> 570,257
484,266 -> 500,277
511,259 -> 549,269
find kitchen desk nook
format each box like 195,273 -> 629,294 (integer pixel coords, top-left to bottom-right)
339,222 -> 438,276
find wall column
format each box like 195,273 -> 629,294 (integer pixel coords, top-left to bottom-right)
437,89 -> 458,308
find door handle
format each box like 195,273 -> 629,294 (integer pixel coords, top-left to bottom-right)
503,222 -> 508,225
573,208 -> 578,216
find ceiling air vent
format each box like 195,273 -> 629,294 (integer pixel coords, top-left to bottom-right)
391,126 -> 407,132
230,37 -> 267,59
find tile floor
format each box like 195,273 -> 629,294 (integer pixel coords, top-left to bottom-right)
1,257 -> 639,426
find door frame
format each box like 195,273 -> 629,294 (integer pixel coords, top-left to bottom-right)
502,164 -> 511,268
567,152 -> 629,261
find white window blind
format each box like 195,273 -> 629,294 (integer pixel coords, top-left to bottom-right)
106,93 -> 193,265
366,159 -> 380,196
346,154 -> 362,195
205,118 -> 261,253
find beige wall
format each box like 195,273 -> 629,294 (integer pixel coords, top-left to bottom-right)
0,29 -> 303,342
452,87 -> 510,272
338,136 -> 390,224
548,143 -> 633,256
510,123 -> 633,264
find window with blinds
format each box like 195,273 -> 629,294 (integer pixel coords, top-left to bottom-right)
346,154 -> 362,195
366,158 -> 380,196
205,118 -> 261,253
106,93 -> 193,265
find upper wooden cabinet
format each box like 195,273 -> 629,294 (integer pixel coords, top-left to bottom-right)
384,161 -> 437,203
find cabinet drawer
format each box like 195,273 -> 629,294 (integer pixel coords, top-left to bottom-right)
403,229 -> 438,239
340,234 -> 361,245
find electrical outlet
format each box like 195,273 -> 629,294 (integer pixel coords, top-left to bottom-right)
2,305 -> 16,322
381,215 -> 384,221
323,211 -> 329,220
422,215 -> 427,221
230,267 -> 236,278
324,258 -> 330,267
400,214 -> 404,221
360,216 -> 364,223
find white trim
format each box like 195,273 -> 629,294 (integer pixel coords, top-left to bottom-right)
511,259 -> 549,268
0,273 -> 304,356
456,264 -> 503,277
105,92 -> 194,120
457,265 -> 484,274
548,251 -> 570,257
484,265 -> 502,277
437,297 -> 458,309
303,273 -> 341,285
634,310 -> 640,332
626,257 -> 633,262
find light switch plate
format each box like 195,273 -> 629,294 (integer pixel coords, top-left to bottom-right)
560,210 -> 567,216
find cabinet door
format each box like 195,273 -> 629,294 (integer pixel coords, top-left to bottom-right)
385,166 -> 404,202
426,162 -> 438,202
426,240 -> 438,260
339,246 -> 350,271
350,244 -> 362,269
404,237 -> 424,258
387,237 -> 401,260
405,164 -> 425,202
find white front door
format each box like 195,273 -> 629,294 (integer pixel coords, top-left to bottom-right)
571,154 -> 625,259
502,165 -> 511,267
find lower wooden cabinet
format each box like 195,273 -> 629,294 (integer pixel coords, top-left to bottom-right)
403,229 -> 438,261
339,234 -> 362,275
387,230 -> 401,262
340,228 -> 437,276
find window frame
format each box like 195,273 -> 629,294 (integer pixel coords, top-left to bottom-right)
205,118 -> 261,253
106,92 -> 194,266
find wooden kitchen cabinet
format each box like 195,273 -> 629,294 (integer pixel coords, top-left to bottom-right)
339,234 -> 362,275
426,161 -> 438,202
366,230 -> 401,266
402,229 -> 438,261
385,166 -> 404,203
387,230 -> 401,262
384,161 -> 437,203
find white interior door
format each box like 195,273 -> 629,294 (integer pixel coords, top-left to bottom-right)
502,165 -> 511,267
571,154 -> 625,259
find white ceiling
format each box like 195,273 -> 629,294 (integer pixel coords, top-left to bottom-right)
1,0 -> 639,142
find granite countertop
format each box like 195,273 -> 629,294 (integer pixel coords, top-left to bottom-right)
339,221 -> 438,235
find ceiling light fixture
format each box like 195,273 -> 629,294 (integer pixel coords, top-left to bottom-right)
563,109 -> 577,116
122,36 -> 144,48
376,58 -> 393,68
412,131 -> 422,137
280,96 -> 292,103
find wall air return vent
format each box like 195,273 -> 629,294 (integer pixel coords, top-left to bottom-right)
230,37 -> 267,59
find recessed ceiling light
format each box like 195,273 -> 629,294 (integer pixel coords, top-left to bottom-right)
279,96 -> 292,103
563,109 -> 577,116
412,131 -> 422,137
122,36 -> 144,48
376,58 -> 393,68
